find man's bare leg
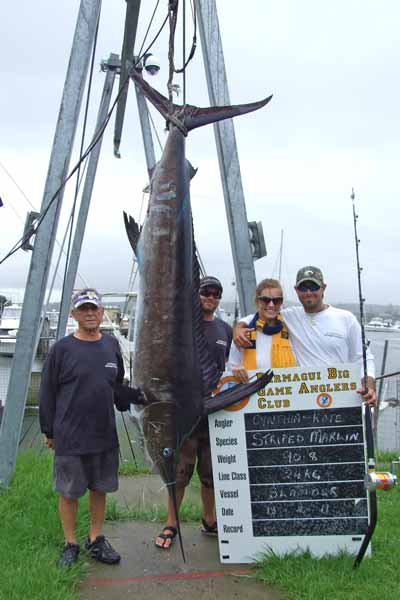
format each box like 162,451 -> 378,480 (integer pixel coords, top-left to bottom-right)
59,496 -> 78,544
201,484 -> 216,526
155,488 -> 185,549
88,490 -> 106,542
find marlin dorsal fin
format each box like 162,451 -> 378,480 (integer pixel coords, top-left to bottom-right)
123,211 -> 140,255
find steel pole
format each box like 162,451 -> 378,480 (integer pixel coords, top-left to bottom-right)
113,0 -> 142,157
134,78 -> 157,177
197,0 -> 257,316
56,55 -> 118,339
0,0 -> 102,489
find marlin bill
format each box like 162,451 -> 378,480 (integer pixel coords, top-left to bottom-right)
124,69 -> 273,496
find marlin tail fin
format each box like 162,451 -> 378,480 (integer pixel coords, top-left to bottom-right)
130,68 -> 272,133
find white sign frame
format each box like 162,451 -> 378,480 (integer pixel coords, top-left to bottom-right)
209,363 -> 370,563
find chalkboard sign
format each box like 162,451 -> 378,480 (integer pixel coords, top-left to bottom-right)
209,364 -> 370,563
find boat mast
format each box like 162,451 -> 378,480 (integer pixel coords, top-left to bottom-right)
278,229 -> 284,281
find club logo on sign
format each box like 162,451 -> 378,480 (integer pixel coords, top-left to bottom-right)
316,392 -> 333,408
214,376 -> 250,412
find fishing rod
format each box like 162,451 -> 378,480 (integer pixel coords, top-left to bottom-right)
351,189 -> 378,569
351,190 -> 397,568
375,369 -> 400,381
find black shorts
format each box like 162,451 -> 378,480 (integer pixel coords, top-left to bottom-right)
175,420 -> 214,489
54,447 -> 119,499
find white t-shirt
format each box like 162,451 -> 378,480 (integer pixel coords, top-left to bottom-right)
230,305 -> 375,378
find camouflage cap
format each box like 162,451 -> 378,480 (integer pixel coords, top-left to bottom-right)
295,266 -> 324,287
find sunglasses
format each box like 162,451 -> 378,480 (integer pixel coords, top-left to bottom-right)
296,282 -> 321,292
200,288 -> 221,299
257,296 -> 283,306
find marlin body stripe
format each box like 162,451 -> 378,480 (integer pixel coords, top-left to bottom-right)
124,69 -> 273,508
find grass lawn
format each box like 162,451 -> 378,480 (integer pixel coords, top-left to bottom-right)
0,451 -> 89,600
0,451 -> 202,600
1,451 -> 398,600
255,458 -> 400,600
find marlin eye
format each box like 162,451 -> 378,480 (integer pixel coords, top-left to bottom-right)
162,447 -> 173,458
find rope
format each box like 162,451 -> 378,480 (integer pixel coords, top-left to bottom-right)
0,9 -> 170,267
175,0 -> 197,77
136,0 -> 161,59
167,1 -> 179,106
182,0 -> 186,104
0,161 -> 38,212
148,109 -> 164,153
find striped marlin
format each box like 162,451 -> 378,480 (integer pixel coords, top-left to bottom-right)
124,69 -> 273,554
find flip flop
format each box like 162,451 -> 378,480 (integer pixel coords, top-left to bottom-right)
200,518 -> 218,536
155,526 -> 178,550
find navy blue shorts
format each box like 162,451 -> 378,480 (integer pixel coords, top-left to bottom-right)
54,447 -> 119,499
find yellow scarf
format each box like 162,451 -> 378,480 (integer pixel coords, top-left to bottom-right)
242,316 -> 296,370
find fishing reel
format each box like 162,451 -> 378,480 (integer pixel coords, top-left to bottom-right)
365,471 -> 397,491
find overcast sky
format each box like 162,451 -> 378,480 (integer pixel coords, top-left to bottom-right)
1,1 -> 399,305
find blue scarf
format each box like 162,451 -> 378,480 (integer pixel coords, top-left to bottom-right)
248,312 -> 283,336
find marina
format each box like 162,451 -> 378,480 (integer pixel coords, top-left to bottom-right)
1,324 -> 399,454
0,3 -> 399,598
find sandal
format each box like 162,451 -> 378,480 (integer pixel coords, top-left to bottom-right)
200,518 -> 218,536
155,526 -> 177,550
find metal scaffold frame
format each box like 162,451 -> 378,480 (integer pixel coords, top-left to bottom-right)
0,0 -> 263,487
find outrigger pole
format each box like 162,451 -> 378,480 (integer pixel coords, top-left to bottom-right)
351,189 -> 378,569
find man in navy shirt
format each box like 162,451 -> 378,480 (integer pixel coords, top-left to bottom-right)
40,289 -> 135,567
155,276 -> 232,549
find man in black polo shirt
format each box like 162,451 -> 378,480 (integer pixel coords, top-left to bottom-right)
155,276 -> 232,549
39,288 -> 140,567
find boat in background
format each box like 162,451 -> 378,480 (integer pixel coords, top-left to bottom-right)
0,304 -> 22,355
365,317 -> 399,332
0,304 -> 53,357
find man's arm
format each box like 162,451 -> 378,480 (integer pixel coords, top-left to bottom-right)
225,322 -> 233,360
113,342 -> 145,410
39,348 -> 58,445
233,321 -> 253,349
348,317 -> 376,406
226,323 -> 251,383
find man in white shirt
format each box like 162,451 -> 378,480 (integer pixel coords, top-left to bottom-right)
233,266 -> 376,405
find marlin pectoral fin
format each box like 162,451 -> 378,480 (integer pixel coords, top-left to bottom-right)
123,211 -> 140,255
130,68 -> 272,132
187,160 -> 198,180
204,370 -> 274,414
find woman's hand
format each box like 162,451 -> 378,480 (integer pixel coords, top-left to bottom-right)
232,365 -> 249,384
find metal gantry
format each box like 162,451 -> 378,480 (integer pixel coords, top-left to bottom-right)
197,0 -> 259,316
0,0 -> 103,488
56,54 -> 120,340
0,0 -> 267,486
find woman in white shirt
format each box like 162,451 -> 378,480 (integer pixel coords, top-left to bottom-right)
228,278 -> 296,382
